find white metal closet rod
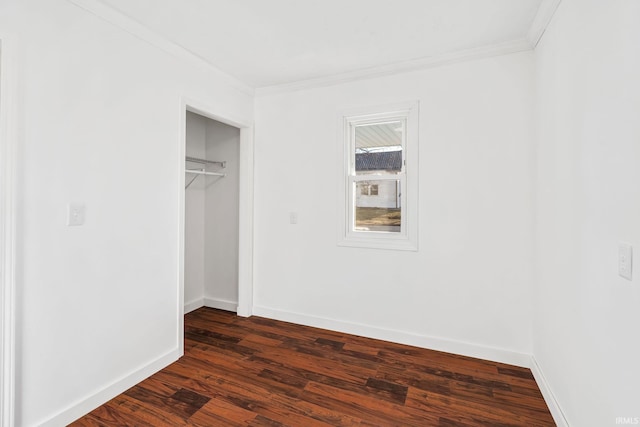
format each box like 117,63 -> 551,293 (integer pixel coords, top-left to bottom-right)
186,169 -> 226,177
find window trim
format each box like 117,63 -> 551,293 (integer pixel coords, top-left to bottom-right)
338,101 -> 419,251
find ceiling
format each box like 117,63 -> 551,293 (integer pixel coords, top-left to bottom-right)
96,0 -> 546,89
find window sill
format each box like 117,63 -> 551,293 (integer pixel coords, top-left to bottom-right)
338,236 -> 418,251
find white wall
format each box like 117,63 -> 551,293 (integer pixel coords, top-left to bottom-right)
253,51 -> 536,363
0,1 -> 253,425
533,1 -> 640,425
184,112 -> 207,310
204,121 -> 240,309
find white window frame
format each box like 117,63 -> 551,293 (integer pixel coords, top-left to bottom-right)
338,101 -> 419,251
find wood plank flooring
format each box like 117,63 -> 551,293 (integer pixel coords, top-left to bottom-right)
71,308 -> 555,426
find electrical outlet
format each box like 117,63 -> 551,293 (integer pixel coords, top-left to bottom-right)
67,204 -> 85,226
289,212 -> 298,225
618,243 -> 633,280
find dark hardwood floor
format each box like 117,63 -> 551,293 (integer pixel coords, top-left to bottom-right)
71,308 -> 555,426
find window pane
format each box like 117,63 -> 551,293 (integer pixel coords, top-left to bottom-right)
354,180 -> 401,233
355,121 -> 403,176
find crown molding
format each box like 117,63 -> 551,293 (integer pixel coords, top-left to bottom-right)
68,0 -> 559,98
67,0 -> 254,97
527,0 -> 562,48
256,38 -> 533,96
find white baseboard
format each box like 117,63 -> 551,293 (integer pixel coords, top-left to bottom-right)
187,297 -> 239,314
530,356 -> 569,427
252,306 -> 531,368
204,297 -> 238,313
39,347 -> 181,426
184,297 -> 204,314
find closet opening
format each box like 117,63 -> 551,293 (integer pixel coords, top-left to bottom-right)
183,110 -> 241,315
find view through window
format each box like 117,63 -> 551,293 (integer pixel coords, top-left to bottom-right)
353,120 -> 404,233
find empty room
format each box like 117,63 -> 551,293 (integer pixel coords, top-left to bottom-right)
0,0 -> 638,426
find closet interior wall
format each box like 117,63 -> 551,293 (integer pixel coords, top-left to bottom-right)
185,111 -> 240,312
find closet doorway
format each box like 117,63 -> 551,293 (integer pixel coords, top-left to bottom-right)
183,110 -> 241,315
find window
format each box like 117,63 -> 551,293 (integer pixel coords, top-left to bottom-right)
338,102 -> 419,250
359,183 -> 379,196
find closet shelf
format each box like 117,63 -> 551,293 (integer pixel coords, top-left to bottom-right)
185,156 -> 226,189
186,156 -> 226,168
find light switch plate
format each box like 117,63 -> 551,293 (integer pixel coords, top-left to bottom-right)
67,204 -> 85,226
289,212 -> 298,224
618,243 -> 633,280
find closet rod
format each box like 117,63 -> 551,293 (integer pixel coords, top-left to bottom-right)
186,169 -> 226,177
186,156 -> 226,168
